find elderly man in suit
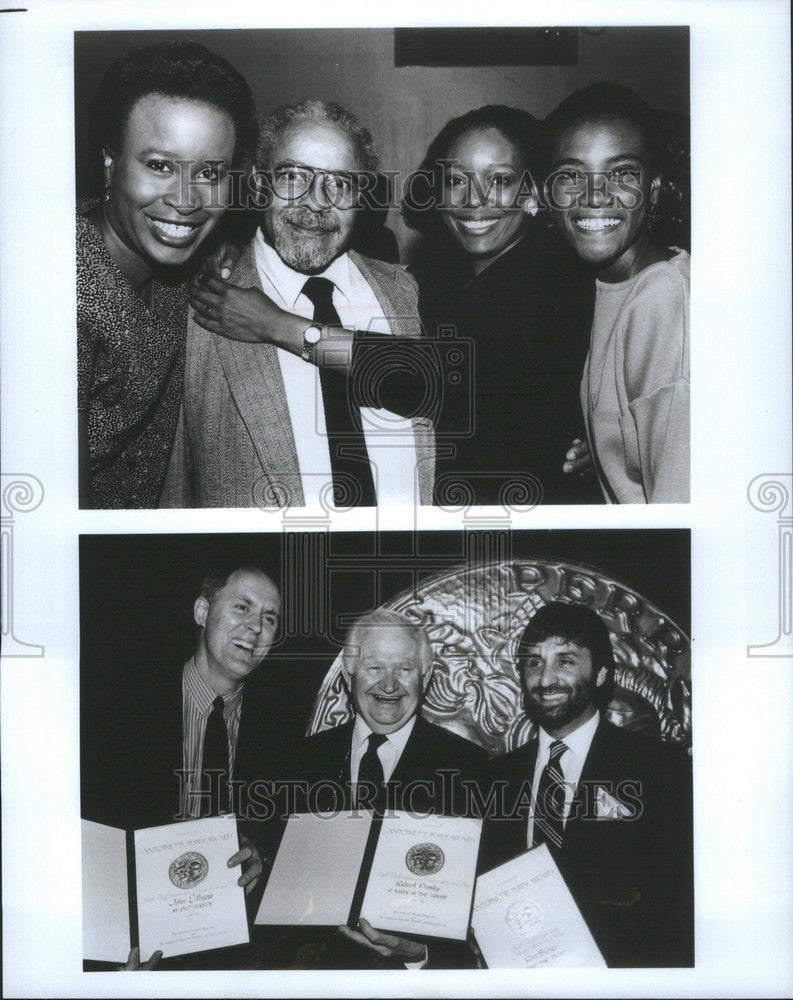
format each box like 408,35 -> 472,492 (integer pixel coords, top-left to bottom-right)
266,608 -> 486,968
479,601 -> 694,968
162,99 -> 433,509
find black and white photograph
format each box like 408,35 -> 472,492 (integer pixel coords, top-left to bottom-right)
74,26 -> 689,510
79,528 -> 692,971
0,2 -> 791,999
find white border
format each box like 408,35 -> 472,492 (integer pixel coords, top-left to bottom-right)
1,1 -> 791,997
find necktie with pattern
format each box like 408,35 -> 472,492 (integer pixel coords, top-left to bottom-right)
532,739 -> 568,849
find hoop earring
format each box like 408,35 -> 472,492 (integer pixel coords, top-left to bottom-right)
102,183 -> 111,204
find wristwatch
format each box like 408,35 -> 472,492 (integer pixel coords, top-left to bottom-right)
301,321 -> 322,362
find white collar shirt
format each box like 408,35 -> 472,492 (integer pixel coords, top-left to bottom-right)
349,713 -> 418,786
253,230 -> 418,507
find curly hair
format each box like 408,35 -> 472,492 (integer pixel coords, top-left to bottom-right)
402,104 -> 543,232
515,601 -> 616,708
90,41 -> 257,166
255,98 -> 379,173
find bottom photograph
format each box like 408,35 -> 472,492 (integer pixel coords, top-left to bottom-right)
80,528 -> 693,972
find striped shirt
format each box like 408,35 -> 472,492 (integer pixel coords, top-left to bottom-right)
181,657 -> 244,819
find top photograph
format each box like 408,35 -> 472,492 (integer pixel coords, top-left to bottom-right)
74,26 -> 690,510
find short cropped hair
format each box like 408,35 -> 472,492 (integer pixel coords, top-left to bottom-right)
199,564 -> 274,604
255,98 -> 379,173
543,82 -> 663,174
515,601 -> 616,706
90,41 -> 257,166
402,104 -> 543,232
343,609 -> 433,675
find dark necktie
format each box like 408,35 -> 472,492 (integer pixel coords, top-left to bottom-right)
301,276 -> 377,507
532,740 -> 568,849
202,695 -> 230,816
356,732 -> 388,811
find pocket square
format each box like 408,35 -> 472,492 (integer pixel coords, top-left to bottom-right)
593,786 -> 633,820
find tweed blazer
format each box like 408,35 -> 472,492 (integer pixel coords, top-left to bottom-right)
160,242 -> 435,508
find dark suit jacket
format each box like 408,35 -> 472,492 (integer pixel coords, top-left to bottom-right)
80,659 -> 285,832
298,715 -> 487,816
480,719 -> 693,968
255,714 -> 487,970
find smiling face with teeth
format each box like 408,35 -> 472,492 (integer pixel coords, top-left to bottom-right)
102,93 -> 236,274
439,127 -> 532,274
193,568 -> 281,695
521,637 -> 607,739
343,625 -> 431,735
548,115 -> 661,283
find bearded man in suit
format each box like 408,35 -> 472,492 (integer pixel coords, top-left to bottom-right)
162,99 -> 433,509
480,601 -> 694,968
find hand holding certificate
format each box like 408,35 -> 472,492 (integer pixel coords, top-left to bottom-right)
256,811 -> 482,942
82,815 -> 250,962
471,844 -> 606,968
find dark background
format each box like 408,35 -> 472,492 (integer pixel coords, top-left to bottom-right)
80,528 -> 690,762
73,26 -> 689,260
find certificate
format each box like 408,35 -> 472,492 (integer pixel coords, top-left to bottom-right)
471,845 -> 606,968
81,815 -> 249,961
360,814 -> 483,941
255,811 -> 374,926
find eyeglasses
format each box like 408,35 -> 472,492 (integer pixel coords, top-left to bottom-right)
270,162 -> 360,207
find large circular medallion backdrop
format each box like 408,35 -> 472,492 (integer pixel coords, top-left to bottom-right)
309,560 -> 691,756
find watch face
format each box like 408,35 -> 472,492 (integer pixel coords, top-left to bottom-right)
305,324 -> 322,345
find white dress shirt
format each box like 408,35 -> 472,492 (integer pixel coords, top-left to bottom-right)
527,711 -> 600,847
253,231 -> 419,507
349,713 -> 417,787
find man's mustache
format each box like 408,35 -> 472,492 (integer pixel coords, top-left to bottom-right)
282,208 -> 340,233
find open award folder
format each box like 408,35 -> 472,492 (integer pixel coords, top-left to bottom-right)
81,814 -> 249,962
255,811 -> 483,940
471,844 -> 606,968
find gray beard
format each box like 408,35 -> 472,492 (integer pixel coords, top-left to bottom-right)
272,224 -> 344,274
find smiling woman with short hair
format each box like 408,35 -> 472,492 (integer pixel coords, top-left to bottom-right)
77,41 -> 255,508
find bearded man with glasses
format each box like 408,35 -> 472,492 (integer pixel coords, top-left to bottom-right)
163,99 -> 433,509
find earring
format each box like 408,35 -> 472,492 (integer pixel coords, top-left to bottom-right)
102,182 -> 111,203
522,198 -> 538,217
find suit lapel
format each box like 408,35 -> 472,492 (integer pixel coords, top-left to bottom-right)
209,242 -> 303,502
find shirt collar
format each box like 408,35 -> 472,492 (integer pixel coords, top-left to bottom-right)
254,227 -> 353,310
183,656 -> 244,715
352,713 -> 418,754
537,710 -> 600,763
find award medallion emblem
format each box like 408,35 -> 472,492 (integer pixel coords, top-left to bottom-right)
405,842 -> 445,876
168,850 -> 209,889
505,898 -> 544,938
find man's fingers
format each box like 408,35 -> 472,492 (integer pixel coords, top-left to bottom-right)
337,925 -> 370,947
226,846 -> 251,868
204,276 -> 231,294
190,287 -> 223,311
139,950 -> 163,970
122,946 -> 140,970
